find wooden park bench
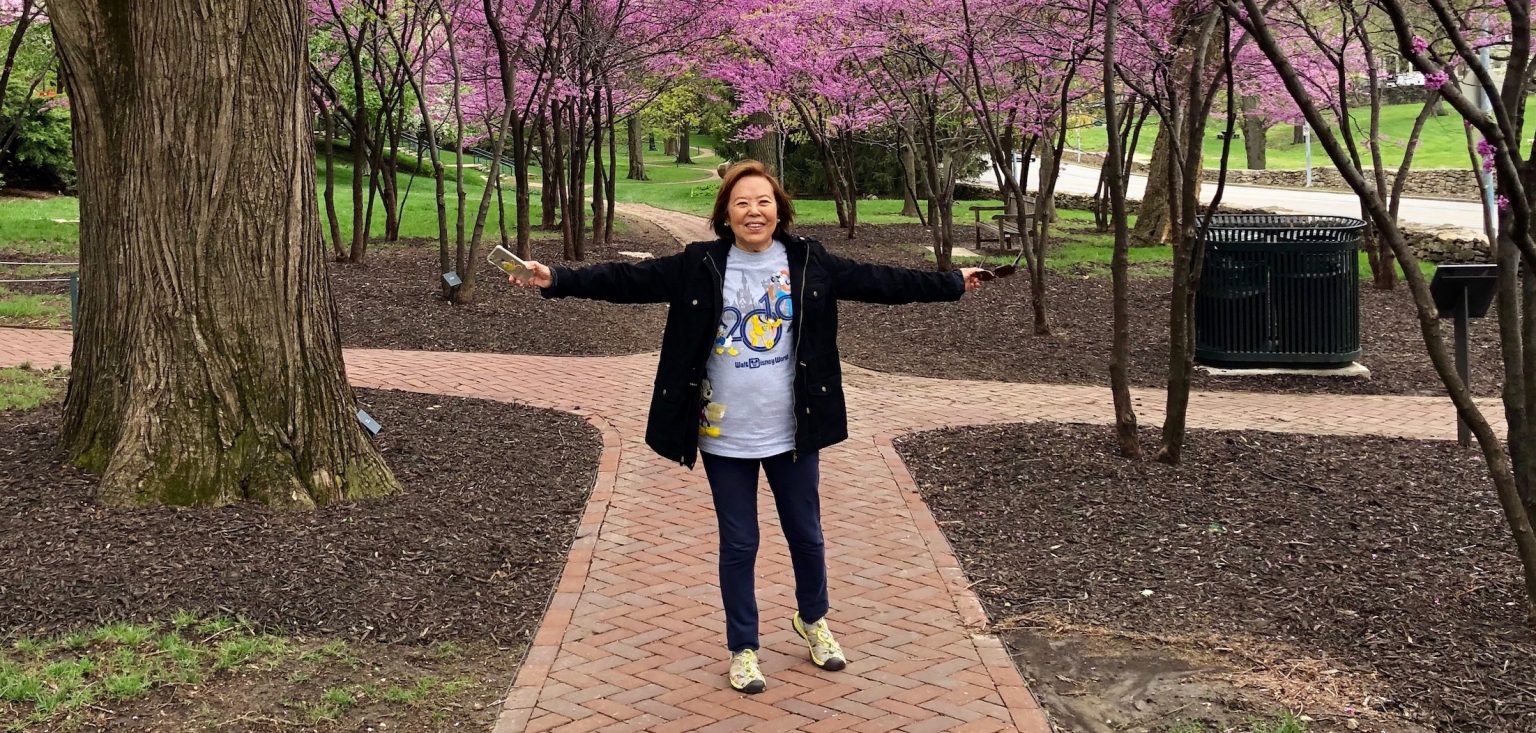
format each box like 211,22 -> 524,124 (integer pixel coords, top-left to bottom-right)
971,196 -> 1036,252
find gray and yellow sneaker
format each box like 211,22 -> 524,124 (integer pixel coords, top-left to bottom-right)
792,612 -> 846,671
728,648 -> 766,693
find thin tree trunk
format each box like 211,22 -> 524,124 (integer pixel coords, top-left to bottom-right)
321,104 -> 346,260
836,129 -> 859,239
52,0 -> 398,507
514,118 -> 534,258
900,125 -> 921,219
1158,10 -> 1225,465
443,12 -> 468,297
626,114 -> 647,181
400,42 -> 449,294
540,115 -> 558,230
554,101 -> 575,260
1103,0 -> 1140,458
567,97 -> 589,260
342,15 -> 373,263
590,86 -> 606,255
604,85 -> 618,244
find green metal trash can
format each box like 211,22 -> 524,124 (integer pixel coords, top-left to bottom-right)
1195,214 -> 1363,367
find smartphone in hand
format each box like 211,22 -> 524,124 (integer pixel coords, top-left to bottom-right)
488,245 -> 534,282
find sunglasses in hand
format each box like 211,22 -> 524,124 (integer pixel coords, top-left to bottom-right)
971,249 -> 1026,281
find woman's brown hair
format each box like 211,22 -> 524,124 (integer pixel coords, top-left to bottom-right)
710,160 -> 796,241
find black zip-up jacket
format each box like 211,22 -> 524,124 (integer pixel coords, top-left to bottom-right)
541,233 -> 965,468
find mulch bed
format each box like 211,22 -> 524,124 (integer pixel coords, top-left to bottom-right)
896,422 -> 1534,731
800,223 -> 1503,397
331,217 -> 1501,397
329,219 -> 676,355
0,388 -> 599,647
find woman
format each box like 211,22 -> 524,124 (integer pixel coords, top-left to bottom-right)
513,160 -> 987,693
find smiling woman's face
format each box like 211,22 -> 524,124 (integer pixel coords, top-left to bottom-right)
727,175 -> 778,250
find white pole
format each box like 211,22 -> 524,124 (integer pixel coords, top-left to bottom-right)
1303,123 -> 1313,187
1477,43 -> 1498,231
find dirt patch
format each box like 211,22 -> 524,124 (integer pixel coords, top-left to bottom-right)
895,422 -> 1533,731
0,388 -> 601,730
998,625 -> 1409,733
0,189 -> 59,200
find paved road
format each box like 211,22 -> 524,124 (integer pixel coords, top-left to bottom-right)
978,159 -> 1487,238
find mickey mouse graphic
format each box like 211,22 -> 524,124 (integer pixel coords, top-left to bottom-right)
699,377 -> 727,438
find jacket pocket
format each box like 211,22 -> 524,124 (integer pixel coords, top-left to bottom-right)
648,382 -> 691,438
804,373 -> 845,435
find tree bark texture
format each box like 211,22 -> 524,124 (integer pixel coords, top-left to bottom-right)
899,128 -> 921,219
745,111 -> 779,177
675,122 -> 692,164
1102,0 -> 1141,459
626,114 -> 646,181
52,0 -> 400,508
1132,122 -> 1176,246
1240,101 -> 1267,170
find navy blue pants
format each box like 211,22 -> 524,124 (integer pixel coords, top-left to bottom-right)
701,450 -> 829,653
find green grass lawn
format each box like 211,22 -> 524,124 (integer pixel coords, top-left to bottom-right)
0,197 -> 81,257
0,366 -> 66,411
926,208 -> 1435,281
1069,99 -> 1536,171
1,614 -> 482,731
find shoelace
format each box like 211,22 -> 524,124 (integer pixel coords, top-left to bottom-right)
809,622 -> 841,655
734,651 -> 762,680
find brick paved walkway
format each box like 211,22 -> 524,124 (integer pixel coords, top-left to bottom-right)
0,327 -> 1483,732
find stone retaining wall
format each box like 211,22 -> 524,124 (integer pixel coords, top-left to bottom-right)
1070,151 -> 1480,201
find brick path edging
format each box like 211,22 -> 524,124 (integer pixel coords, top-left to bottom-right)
496,412 -> 625,732
874,434 -> 1048,731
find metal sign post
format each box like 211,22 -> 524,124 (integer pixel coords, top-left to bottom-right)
1429,264 -> 1499,446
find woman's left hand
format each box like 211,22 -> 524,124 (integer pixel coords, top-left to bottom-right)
960,268 -> 988,293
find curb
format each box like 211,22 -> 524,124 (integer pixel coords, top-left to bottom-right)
494,412 -> 622,733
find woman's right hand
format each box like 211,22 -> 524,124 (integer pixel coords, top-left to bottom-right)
513,261 -> 553,289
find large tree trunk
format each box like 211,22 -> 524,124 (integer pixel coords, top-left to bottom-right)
746,110 -> 778,176
1240,99 -> 1267,170
1132,122 -> 1182,246
51,0 -> 399,508
626,114 -> 646,181
675,121 -> 692,164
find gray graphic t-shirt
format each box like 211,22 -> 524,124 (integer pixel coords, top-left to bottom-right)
697,240 -> 796,458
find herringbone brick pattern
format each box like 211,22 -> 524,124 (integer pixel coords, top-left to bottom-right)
0,326 -> 1485,732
